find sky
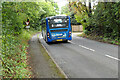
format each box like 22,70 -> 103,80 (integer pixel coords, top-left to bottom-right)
53,0 -> 98,14
53,0 -> 91,14
54,0 -> 68,14
54,0 -> 68,8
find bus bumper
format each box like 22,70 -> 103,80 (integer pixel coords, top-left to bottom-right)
47,36 -> 72,42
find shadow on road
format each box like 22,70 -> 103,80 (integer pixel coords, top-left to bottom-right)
47,41 -> 71,45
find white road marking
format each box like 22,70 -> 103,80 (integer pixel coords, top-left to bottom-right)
105,55 -> 120,61
79,45 -> 95,52
69,41 -> 76,44
69,41 -> 95,52
75,37 -> 79,38
75,37 -> 83,39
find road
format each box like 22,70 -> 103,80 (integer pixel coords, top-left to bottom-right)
39,32 -> 118,78
28,34 -> 65,78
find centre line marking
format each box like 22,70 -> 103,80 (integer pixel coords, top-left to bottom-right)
79,45 -> 95,52
105,55 -> 120,61
69,41 -> 95,52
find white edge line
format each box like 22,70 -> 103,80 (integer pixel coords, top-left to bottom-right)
105,54 -> 120,61
38,34 -> 68,78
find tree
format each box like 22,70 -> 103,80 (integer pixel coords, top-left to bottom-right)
2,1 -> 59,77
61,4 -> 79,25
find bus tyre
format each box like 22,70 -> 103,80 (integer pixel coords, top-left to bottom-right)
45,35 -> 47,42
45,36 -> 49,44
64,40 -> 68,43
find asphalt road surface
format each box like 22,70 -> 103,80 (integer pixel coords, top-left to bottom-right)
39,32 -> 118,78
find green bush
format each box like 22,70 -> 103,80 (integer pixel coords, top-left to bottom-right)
85,2 -> 120,43
2,34 -> 30,78
1,1 -> 58,78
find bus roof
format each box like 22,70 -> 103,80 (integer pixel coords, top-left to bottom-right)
47,15 -> 69,19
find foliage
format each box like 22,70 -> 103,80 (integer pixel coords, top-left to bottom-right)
2,1 -> 58,32
85,2 -> 120,44
61,4 -> 70,15
68,1 -> 91,28
68,1 -> 120,44
38,1 -> 58,19
61,3 -> 79,25
2,1 -> 58,78
78,32 -> 119,45
2,28 -> 37,78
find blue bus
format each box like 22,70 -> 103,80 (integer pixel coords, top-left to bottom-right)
41,15 -> 72,43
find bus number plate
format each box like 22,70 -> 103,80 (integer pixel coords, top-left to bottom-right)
56,39 -> 63,41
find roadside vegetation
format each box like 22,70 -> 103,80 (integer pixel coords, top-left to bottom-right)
61,1 -> 120,45
1,0 -> 58,78
1,0 -> 119,78
37,35 -> 65,78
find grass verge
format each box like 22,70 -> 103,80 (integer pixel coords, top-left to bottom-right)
2,29 -> 39,78
78,33 -> 119,45
37,35 -> 66,78
0,35 -> 2,78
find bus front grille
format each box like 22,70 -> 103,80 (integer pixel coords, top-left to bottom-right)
50,29 -> 68,32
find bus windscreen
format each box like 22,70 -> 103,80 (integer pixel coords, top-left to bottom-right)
48,18 -> 69,29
